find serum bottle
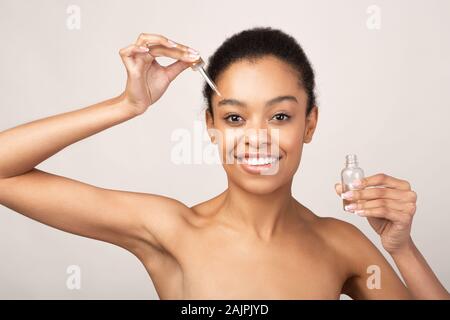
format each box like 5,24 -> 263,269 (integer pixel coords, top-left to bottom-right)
341,154 -> 365,212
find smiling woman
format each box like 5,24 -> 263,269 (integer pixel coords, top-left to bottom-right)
0,27 -> 448,300
204,42 -> 316,193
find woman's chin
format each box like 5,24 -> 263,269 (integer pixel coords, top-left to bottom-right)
231,175 -> 284,195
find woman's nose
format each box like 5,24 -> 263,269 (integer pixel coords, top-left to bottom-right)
243,125 -> 271,149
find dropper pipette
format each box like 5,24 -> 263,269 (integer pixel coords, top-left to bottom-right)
191,58 -> 222,97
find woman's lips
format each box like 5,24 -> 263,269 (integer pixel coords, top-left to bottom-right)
234,155 -> 282,175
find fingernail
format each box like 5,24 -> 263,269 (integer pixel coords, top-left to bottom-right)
139,46 -> 149,52
345,203 -> 357,211
341,191 -> 353,199
187,47 -> 199,55
187,52 -> 200,61
167,39 -> 177,47
352,179 -> 362,187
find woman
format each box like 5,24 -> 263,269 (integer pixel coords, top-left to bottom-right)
0,27 -> 448,299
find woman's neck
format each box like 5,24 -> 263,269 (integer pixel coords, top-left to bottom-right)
218,179 -> 297,241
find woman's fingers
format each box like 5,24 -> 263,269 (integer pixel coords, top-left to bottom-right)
119,44 -> 143,65
336,173 -> 417,223
119,44 -> 149,56
354,206 -> 412,224
147,44 -> 200,63
136,33 -> 178,49
336,173 -> 417,203
135,33 -> 200,62
119,44 -> 154,70
165,60 -> 192,81
335,183 -> 343,196
345,198 -> 416,214
335,173 -> 412,196
355,173 -> 411,191
136,32 -> 195,53
117,33 -> 201,113
350,199 -> 415,226
342,187 -> 417,202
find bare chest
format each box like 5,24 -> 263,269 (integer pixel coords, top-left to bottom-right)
170,227 -> 347,299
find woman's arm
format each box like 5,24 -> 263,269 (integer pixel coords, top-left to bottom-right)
0,33 -> 199,258
391,237 -> 449,299
324,218 -> 412,299
0,32 -> 198,180
335,173 -> 450,299
0,95 -> 181,256
0,95 -> 136,180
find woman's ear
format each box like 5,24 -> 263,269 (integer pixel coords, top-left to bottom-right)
304,106 -> 318,143
205,109 -> 216,144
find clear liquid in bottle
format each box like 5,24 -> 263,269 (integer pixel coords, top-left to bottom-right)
341,154 -> 365,212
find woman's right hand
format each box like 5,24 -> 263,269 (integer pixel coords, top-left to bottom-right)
119,33 -> 201,115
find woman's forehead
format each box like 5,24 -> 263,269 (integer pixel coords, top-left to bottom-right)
214,56 -> 307,106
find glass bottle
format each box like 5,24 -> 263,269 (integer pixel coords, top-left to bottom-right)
341,154 -> 365,212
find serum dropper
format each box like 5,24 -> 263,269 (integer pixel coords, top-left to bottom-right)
190,57 -> 222,97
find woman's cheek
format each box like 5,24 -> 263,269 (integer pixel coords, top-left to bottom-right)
218,127 -> 242,164
280,126 -> 304,162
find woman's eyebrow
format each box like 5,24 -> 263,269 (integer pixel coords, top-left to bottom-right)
217,95 -> 298,108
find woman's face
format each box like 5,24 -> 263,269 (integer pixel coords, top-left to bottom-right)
206,55 -> 318,194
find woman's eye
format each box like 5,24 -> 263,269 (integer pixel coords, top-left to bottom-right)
224,114 -> 244,123
272,113 -> 291,121
223,113 -> 290,124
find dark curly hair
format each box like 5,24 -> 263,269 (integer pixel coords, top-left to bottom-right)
202,27 -> 317,118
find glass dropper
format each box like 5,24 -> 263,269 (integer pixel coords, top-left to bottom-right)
190,58 -> 222,97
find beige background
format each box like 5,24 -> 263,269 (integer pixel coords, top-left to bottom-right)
0,0 -> 449,299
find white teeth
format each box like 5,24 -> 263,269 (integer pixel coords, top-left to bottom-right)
238,157 -> 279,165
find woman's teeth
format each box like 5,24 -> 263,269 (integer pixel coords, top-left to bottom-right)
237,156 -> 279,165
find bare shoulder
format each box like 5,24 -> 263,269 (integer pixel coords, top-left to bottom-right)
294,203 -> 365,247
314,216 -> 368,247
137,194 -> 195,252
301,213 -> 369,270
310,215 -> 410,299
312,215 -> 383,268
138,192 -> 221,258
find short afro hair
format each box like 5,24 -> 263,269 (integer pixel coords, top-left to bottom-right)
202,27 -> 317,118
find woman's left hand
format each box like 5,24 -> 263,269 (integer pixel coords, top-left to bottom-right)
335,173 -> 418,256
